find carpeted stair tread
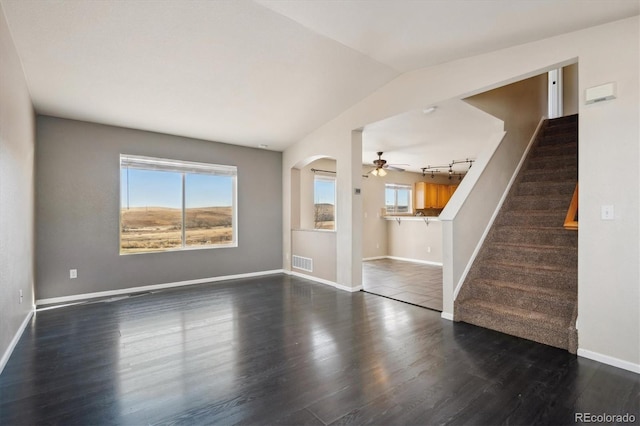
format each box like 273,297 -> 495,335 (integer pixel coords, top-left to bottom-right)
508,200 -> 571,212
482,259 -> 576,275
495,211 -> 566,227
456,299 -> 570,349
538,131 -> 577,142
493,226 -> 578,242
483,243 -> 577,268
520,167 -> 577,182
473,265 -> 577,292
472,278 -> 576,300
516,181 -> 575,196
460,299 -> 569,327
531,142 -> 577,157
489,241 -> 577,253
526,154 -> 578,170
465,281 -> 576,318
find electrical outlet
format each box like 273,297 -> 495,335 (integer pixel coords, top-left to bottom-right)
427,246 -> 431,253
376,243 -> 379,249
70,269 -> 78,279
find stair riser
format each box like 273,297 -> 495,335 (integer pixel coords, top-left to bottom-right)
542,124 -> 578,136
469,284 -> 574,317
456,307 -> 568,349
537,135 -> 578,147
507,197 -> 571,211
493,227 -> 577,247
520,168 -> 577,183
530,144 -> 578,158
474,265 -> 577,290
526,155 -> 577,170
480,246 -> 578,268
516,182 -> 575,196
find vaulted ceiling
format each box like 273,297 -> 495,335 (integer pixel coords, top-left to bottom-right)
2,0 -> 638,152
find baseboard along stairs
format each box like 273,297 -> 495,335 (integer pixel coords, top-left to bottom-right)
455,114 -> 579,353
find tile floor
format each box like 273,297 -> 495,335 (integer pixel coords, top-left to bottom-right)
362,258 -> 443,311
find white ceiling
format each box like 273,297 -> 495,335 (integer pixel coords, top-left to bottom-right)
363,100 -> 504,174
2,0 -> 638,153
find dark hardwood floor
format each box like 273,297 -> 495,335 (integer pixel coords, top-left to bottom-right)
1,274 -> 637,425
363,259 -> 443,311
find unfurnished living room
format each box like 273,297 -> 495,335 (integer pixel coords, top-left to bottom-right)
1,1 -> 639,425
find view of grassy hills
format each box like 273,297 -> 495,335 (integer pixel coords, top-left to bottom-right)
314,203 -> 335,230
120,206 -> 233,253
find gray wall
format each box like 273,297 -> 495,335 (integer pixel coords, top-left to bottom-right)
36,116 -> 282,301
0,4 -> 35,368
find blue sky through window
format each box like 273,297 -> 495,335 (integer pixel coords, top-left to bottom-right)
121,169 -> 233,209
314,178 -> 335,205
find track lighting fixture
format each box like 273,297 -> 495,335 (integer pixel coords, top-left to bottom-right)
419,158 -> 475,181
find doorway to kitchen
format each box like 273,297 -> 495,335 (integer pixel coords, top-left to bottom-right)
363,258 -> 443,311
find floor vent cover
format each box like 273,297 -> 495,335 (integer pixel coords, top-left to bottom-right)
292,255 -> 313,272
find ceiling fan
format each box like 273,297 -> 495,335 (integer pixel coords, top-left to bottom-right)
369,151 -> 406,176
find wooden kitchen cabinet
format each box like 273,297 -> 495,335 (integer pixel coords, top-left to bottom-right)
414,182 -> 439,209
437,184 -> 450,208
415,182 -> 458,210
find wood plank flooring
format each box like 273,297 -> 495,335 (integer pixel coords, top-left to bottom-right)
1,273 -> 638,425
363,259 -> 443,311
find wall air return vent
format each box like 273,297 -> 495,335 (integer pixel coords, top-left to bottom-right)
292,255 -> 313,272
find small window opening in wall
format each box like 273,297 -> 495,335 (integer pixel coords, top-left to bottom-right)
314,175 -> 336,230
385,183 -> 412,214
120,154 -> 237,254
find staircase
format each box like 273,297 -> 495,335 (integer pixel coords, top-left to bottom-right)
455,114 -> 578,353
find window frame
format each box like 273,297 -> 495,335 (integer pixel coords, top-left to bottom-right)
119,154 -> 238,255
385,183 -> 412,215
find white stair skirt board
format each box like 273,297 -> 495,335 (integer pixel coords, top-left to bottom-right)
286,270 -> 362,293
577,348 -> 640,375
36,270 -> 285,306
452,117 -> 546,301
0,308 -> 35,375
441,312 -> 454,321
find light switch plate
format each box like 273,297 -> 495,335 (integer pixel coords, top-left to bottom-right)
601,205 -> 614,220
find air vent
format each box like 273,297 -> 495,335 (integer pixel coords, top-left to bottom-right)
292,255 -> 313,272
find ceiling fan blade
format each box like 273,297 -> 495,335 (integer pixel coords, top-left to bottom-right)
386,165 -> 405,172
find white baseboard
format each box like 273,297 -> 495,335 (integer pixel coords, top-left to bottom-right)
36,269 -> 285,306
441,312 -> 454,321
577,348 -> 640,374
363,256 -> 387,261
0,308 -> 35,375
385,256 -> 443,267
286,270 -> 362,292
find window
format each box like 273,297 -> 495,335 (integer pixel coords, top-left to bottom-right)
385,183 -> 412,214
120,155 -> 237,254
314,175 -> 336,230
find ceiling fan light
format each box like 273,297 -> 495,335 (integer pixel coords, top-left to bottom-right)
371,169 -> 379,176
378,168 -> 387,177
